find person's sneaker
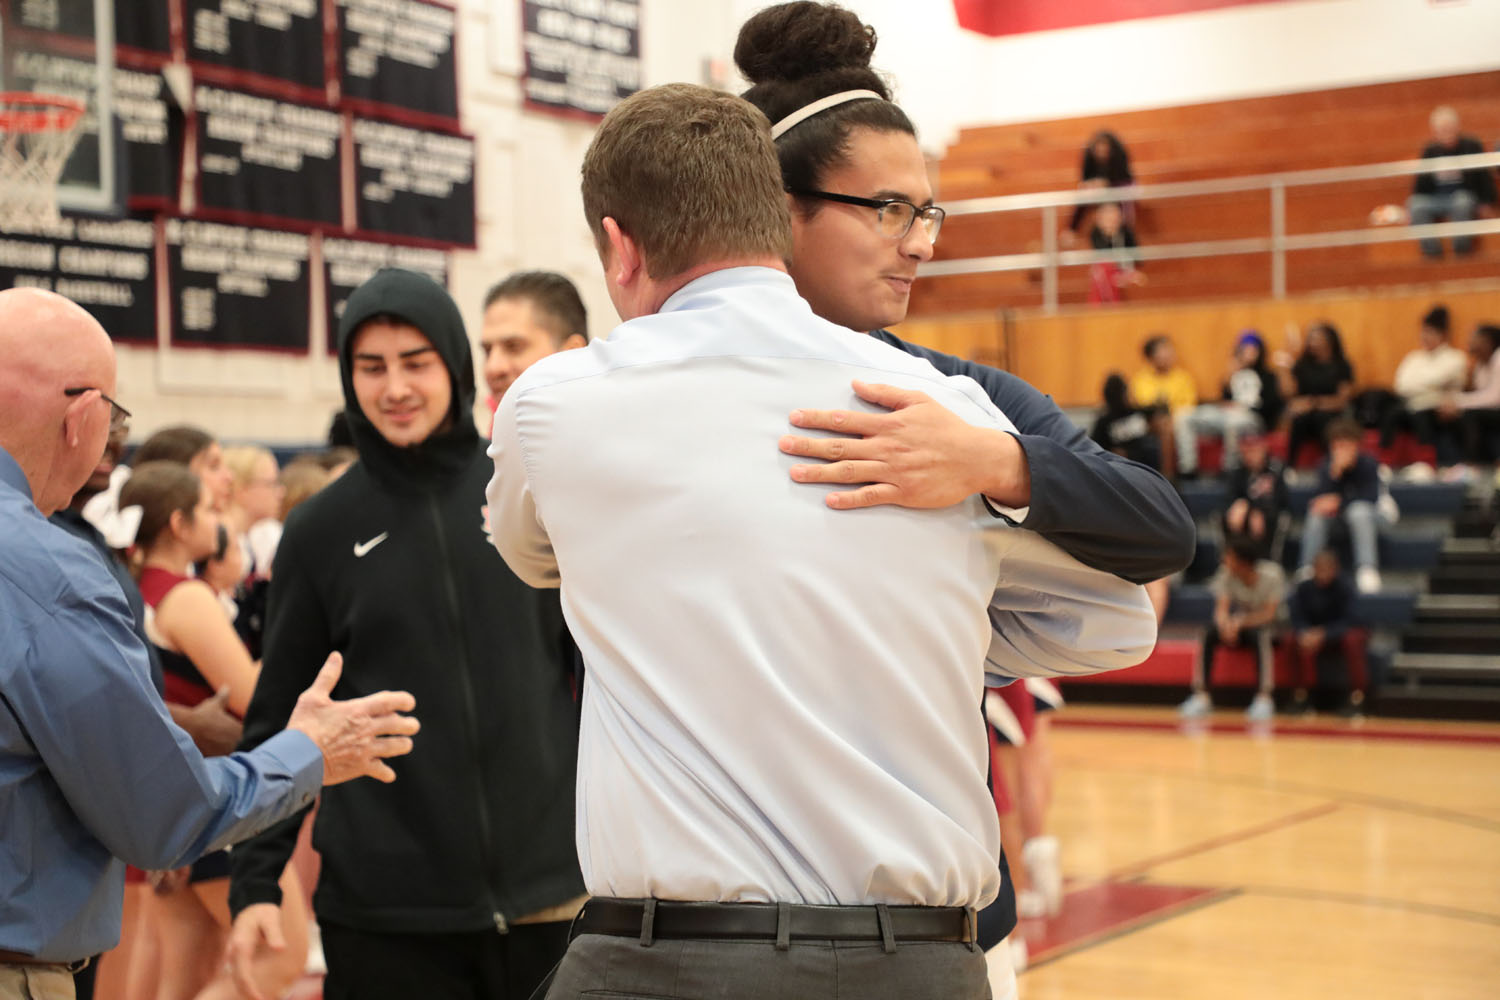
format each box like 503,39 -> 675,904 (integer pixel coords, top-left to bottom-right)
1336,690 -> 1367,718
1008,934 -> 1029,974
1284,691 -> 1312,716
1356,566 -> 1382,594
1178,691 -> 1212,718
1022,836 -> 1063,917
1016,888 -> 1049,919
1246,692 -> 1274,721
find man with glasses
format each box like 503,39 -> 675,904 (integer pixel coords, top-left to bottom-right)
0,287 -> 420,1000
487,84 -> 1154,1000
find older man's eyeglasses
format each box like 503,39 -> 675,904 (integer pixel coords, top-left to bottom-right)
790,190 -> 946,243
63,387 -> 131,433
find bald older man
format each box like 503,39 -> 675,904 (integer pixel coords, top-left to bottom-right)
0,288 -> 422,1000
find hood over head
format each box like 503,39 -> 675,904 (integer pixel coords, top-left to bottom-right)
337,268 -> 479,489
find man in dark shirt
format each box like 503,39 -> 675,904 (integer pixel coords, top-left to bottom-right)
1297,418 -> 1390,594
1406,105 -> 1497,258
1287,548 -> 1364,717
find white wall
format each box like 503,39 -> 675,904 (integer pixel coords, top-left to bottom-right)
811,0 -> 1500,154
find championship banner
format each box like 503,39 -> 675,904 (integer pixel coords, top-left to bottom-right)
322,236 -> 447,354
166,219 -> 311,350
115,0 -> 173,59
185,0 -> 329,96
521,0 -> 639,119
0,215 -> 158,344
116,63 -> 182,208
337,0 -> 459,124
193,85 -> 343,227
351,116 -> 474,246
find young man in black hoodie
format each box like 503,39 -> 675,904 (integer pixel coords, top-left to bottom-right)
226,269 -> 584,1000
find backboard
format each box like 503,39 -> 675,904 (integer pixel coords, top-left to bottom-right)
0,0 -> 117,217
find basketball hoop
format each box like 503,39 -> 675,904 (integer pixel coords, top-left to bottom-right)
0,92 -> 87,229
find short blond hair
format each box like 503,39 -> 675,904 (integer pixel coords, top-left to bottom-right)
581,83 -> 793,279
223,444 -> 276,491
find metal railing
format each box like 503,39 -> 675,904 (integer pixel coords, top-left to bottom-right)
922,151 -> 1500,312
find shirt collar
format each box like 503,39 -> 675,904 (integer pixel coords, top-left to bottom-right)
657,266 -> 797,315
0,445 -> 33,502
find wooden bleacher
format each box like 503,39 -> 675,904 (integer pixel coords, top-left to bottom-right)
891,281 -> 1500,410
910,71 -> 1500,315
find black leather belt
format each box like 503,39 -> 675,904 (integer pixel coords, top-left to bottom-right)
0,949 -> 90,974
572,898 -> 977,952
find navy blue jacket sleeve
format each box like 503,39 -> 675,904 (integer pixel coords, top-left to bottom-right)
872,331 -> 1196,583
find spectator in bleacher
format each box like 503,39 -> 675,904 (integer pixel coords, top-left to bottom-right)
1180,534 -> 1285,722
1287,547 -> 1365,717
1222,432 -> 1288,559
1299,417 -> 1390,594
1092,373 -> 1163,471
1191,331 -> 1284,471
1130,334 -> 1199,479
1384,304 -> 1468,469
1087,201 -> 1145,304
1281,321 -> 1354,468
1437,322 -> 1500,469
1406,106 -> 1497,258
1067,129 -> 1133,235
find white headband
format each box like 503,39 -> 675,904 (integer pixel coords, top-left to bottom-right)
770,89 -> 883,141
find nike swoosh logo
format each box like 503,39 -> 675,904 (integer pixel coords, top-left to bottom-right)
353,532 -> 389,558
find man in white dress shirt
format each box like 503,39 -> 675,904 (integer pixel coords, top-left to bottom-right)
487,84 -> 1156,999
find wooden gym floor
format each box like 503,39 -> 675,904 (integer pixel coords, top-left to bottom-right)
1005,706 -> 1500,999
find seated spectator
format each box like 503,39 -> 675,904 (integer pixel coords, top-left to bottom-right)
1091,372 -> 1163,471
278,455 -> 335,519
1437,322 -> 1500,470
1281,321 -> 1354,467
1384,304 -> 1468,469
1299,418 -> 1391,594
1222,433 -> 1289,558
1087,202 -> 1145,305
1287,548 -> 1365,718
1130,334 -> 1198,479
1067,129 -> 1133,235
1191,331 -> 1284,470
1406,106 -> 1497,258
1180,534 -> 1285,722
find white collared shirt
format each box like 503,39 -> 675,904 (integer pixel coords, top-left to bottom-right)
488,267 -> 1153,908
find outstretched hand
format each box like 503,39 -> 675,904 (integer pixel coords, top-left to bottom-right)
778,380 -> 1030,511
286,652 -> 419,785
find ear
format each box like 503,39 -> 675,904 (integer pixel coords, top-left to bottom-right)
59,389 -> 98,449
559,333 -> 587,352
168,507 -> 191,541
601,217 -> 641,290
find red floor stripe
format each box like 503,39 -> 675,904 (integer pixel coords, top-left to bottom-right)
1056,715 -> 1500,747
1020,881 -> 1229,964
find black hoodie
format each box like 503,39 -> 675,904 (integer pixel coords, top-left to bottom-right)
229,269 -> 584,933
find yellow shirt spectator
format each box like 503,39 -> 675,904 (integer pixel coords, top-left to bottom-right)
1130,366 -> 1197,414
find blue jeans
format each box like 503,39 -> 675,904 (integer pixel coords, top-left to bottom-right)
1407,189 -> 1478,256
1300,499 -> 1386,571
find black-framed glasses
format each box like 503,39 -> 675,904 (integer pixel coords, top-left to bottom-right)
63,387 -> 131,433
790,190 -> 946,243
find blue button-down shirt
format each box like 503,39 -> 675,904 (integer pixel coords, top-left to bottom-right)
0,446 -> 323,962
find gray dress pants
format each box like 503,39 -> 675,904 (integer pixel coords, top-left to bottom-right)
543,932 -> 991,1000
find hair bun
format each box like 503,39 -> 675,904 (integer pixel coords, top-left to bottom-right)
734,2 -> 877,85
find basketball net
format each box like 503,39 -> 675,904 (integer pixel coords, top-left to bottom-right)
0,92 -> 86,230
